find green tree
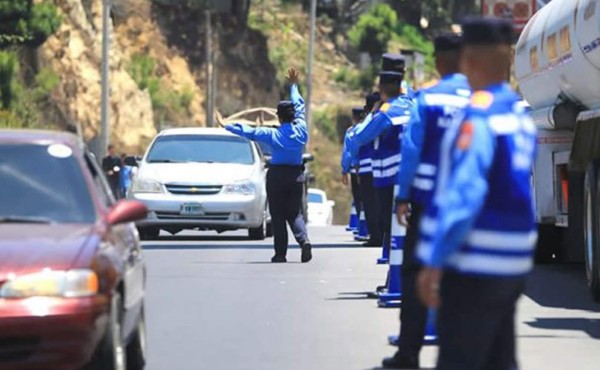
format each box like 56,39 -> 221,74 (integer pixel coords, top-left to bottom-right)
348,3 -> 398,58
0,0 -> 62,48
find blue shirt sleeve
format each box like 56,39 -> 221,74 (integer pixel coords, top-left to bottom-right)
423,117 -> 496,268
340,127 -> 355,174
290,84 -> 308,145
347,111 -> 391,154
396,101 -> 424,201
225,123 -> 275,146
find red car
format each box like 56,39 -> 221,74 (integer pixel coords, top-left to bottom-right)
0,130 -> 148,370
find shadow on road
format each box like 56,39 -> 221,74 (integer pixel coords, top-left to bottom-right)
525,263 -> 598,311
524,317 -> 600,339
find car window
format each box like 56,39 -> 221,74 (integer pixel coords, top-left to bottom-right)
257,141 -> 272,156
85,151 -> 115,207
308,192 -> 324,203
147,135 -> 255,165
0,143 -> 96,223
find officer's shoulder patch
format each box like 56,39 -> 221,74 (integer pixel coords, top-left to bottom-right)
470,91 -> 494,109
380,103 -> 391,113
457,121 -> 474,150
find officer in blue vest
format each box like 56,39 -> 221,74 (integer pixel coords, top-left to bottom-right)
341,107 -> 366,223
416,18 -> 537,370
341,94 -> 383,246
226,68 -> 312,263
347,54 -> 412,253
382,33 -> 471,369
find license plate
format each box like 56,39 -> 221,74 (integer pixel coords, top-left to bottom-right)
180,203 -> 204,215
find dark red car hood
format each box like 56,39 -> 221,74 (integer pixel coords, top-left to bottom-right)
0,224 -> 96,280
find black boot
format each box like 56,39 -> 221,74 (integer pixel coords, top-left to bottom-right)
301,242 -> 312,263
381,351 -> 419,369
271,255 -> 287,263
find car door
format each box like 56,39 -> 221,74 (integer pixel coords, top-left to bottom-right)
85,152 -> 145,336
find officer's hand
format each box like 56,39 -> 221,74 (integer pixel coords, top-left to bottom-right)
417,267 -> 443,308
396,202 -> 410,226
341,173 -> 349,186
287,68 -> 300,85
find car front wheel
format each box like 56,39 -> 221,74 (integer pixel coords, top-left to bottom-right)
87,293 -> 126,370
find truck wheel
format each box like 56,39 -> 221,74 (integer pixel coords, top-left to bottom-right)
584,165 -> 600,301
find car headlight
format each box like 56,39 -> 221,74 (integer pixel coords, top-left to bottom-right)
131,178 -> 163,193
222,181 -> 255,195
0,269 -> 99,298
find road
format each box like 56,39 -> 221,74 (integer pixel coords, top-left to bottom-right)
142,226 -> 600,370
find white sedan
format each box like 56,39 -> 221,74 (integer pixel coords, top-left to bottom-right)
307,188 -> 335,226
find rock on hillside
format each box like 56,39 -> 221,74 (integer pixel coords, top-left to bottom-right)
39,0 -> 156,154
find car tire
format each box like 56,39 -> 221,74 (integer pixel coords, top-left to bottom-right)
126,306 -> 147,370
583,164 -> 600,302
138,227 -> 159,241
88,293 -> 126,370
249,218 -> 266,240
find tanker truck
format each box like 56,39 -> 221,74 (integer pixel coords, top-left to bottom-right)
515,0 -> 600,301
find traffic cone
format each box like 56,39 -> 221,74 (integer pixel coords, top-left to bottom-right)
378,186 -> 404,308
346,202 -> 358,231
423,309 -> 438,345
376,237 -> 390,264
354,210 -> 369,241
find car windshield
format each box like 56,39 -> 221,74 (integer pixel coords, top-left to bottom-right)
146,135 -> 255,165
0,143 -> 96,223
308,192 -> 324,203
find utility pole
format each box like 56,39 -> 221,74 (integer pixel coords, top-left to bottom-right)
99,0 -> 111,160
306,0 -> 316,128
205,9 -> 215,127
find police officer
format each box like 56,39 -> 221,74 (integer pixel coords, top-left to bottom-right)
226,68 -> 312,263
347,54 -> 412,253
382,33 -> 471,369
341,108 -> 365,224
416,18 -> 537,370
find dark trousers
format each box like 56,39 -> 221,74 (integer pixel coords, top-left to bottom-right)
350,173 -> 362,217
376,185 -> 394,249
396,204 -> 428,361
266,166 -> 309,257
359,173 -> 382,243
437,272 -> 526,370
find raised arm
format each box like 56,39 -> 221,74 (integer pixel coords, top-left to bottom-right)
287,68 -> 305,124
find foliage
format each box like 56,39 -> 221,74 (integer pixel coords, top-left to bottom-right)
0,51 -> 60,129
127,53 -> 195,126
348,3 -> 398,58
0,0 -> 62,48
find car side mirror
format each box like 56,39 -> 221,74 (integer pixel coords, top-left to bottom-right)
124,155 -> 140,167
106,200 -> 148,225
263,155 -> 272,167
327,200 -> 335,207
302,153 -> 314,163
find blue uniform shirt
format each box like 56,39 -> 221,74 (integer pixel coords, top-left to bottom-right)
347,96 -> 412,187
396,74 -> 471,204
340,125 -> 359,174
416,83 -> 537,276
226,84 -> 308,165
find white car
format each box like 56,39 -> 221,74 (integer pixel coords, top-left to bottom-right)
307,188 -> 335,226
127,127 -> 270,240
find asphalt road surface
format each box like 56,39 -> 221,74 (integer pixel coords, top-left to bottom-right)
142,226 -> 600,370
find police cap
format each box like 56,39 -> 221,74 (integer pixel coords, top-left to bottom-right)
381,53 -> 406,74
434,33 -> 463,53
461,16 -> 514,45
352,107 -> 363,118
276,100 -> 295,118
379,71 -> 404,85
364,92 -> 381,111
